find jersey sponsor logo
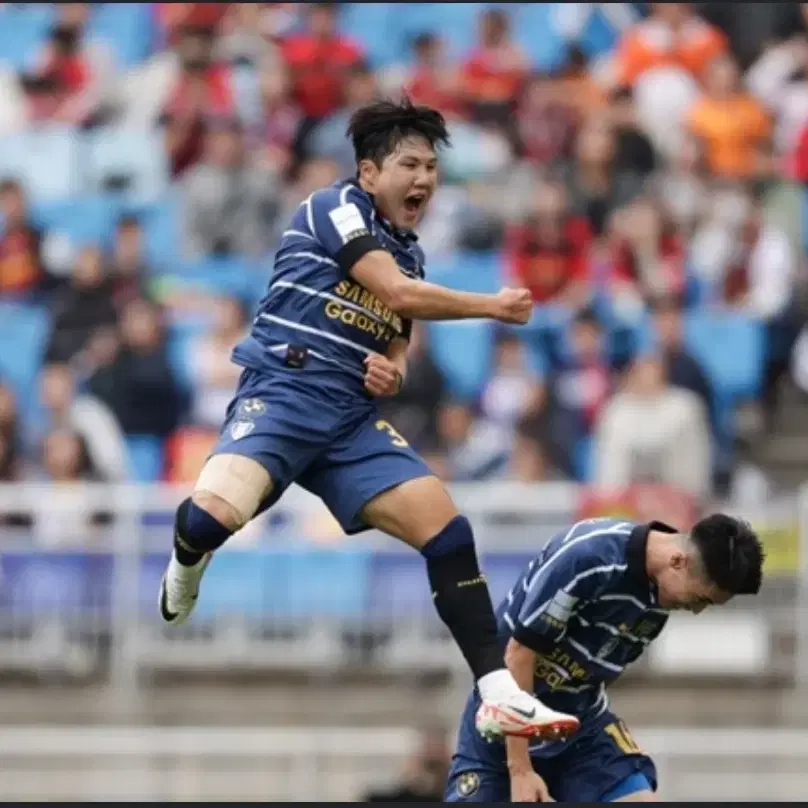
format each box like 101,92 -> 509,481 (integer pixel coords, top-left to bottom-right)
328,203 -> 369,244
457,772 -> 480,798
326,280 -> 404,343
230,420 -> 256,441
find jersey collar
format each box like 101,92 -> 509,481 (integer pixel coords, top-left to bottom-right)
627,520 -> 678,605
343,178 -> 419,243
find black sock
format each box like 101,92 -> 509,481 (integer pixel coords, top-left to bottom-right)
421,515 -> 503,680
173,498 -> 233,567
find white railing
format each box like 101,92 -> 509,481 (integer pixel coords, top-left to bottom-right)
0,726 -> 806,802
0,482 -> 803,685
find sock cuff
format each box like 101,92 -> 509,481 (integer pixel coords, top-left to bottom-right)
176,497 -> 232,553
420,514 -> 474,558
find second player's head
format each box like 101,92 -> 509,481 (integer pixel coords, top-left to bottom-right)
652,514 -> 764,612
347,98 -> 450,231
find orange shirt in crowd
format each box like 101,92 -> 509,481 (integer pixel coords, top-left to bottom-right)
687,94 -> 771,179
614,17 -> 728,87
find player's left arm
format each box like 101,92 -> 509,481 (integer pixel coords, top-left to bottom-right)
364,337 -> 408,398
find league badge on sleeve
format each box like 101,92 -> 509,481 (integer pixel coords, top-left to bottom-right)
239,399 -> 266,417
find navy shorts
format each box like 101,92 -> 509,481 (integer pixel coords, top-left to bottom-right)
445,711 -> 657,803
210,368 -> 433,534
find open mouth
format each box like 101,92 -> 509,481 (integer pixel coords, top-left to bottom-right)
404,193 -> 427,214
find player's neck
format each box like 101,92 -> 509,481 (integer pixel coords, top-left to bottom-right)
645,530 -> 679,582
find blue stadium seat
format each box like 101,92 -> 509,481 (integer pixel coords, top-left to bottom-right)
84,128 -> 169,204
141,193 -> 180,269
0,303 -> 49,412
684,311 -> 764,402
125,434 -> 164,482
339,4 -> 398,67
0,8 -> 51,72
32,195 -> 121,249
88,4 -> 155,69
427,320 -> 494,401
0,128 -> 83,202
513,3 -> 568,70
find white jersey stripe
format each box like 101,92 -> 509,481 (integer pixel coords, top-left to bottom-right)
271,280 -> 389,327
257,312 -> 371,355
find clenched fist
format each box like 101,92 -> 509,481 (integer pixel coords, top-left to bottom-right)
494,287 -> 533,325
364,353 -> 403,397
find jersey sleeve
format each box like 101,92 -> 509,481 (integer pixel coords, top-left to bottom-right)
309,185 -> 382,273
513,530 -> 629,653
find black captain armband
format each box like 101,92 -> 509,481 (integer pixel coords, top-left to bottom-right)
335,234 -> 381,273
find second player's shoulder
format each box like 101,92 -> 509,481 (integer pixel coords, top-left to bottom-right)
554,518 -> 636,563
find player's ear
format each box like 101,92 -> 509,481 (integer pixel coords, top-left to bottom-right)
358,158 -> 379,191
669,550 -> 688,571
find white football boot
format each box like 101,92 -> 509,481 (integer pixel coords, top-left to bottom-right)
158,552 -> 212,625
475,688 -> 580,742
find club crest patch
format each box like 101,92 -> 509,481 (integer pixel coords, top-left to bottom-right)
457,772 -> 480,798
230,420 -> 256,441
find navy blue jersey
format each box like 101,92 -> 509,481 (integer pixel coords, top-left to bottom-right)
496,518 -> 671,721
232,179 -> 425,395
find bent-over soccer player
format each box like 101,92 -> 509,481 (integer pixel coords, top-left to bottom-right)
444,515 -> 764,802
158,99 -> 578,742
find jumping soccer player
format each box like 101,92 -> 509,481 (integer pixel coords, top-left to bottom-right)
444,514 -> 764,802
158,98 -> 579,742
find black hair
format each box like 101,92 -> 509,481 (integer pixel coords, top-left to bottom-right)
572,305 -> 601,330
412,32 -> 438,53
347,97 -> 450,167
690,514 -> 764,595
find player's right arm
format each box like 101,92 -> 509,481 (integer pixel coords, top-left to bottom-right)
310,187 -> 533,324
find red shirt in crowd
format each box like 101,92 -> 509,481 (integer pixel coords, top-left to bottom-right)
609,231 -> 686,298
461,45 -> 527,108
507,216 -> 593,304
155,3 -> 229,46
281,33 -> 364,118
405,65 -> 461,117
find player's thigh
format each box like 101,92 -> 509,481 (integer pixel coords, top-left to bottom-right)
444,767 -> 510,803
303,413 -> 456,543
199,373 -> 333,529
551,715 -> 657,803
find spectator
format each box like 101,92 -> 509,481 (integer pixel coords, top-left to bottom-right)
460,7 -> 528,128
107,214 -> 152,308
608,197 -> 687,311
0,178 -> 48,299
687,54 -> 772,181
0,381 -> 21,482
507,417 -> 550,482
537,307 -> 620,479
157,24 -> 235,177
403,33 -> 460,118
281,2 -> 364,146
30,2 -> 116,127
594,354 -> 711,501
187,295 -> 248,428
607,87 -> 657,177
38,362 -> 129,482
39,427 -> 98,482
514,73 -> 577,167
363,727 -> 450,802
505,180 -> 593,308
155,3 -> 229,48
612,3 -> 728,89
648,294 -> 716,432
181,117 -> 282,258
308,62 -> 379,176
561,115 -> 644,236
45,245 -> 118,364
87,298 -> 184,440
215,2 -> 282,71
245,61 -> 301,175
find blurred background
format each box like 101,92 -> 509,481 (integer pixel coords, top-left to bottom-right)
0,0 -> 807,801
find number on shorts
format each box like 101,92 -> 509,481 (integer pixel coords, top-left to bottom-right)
375,419 -> 409,448
604,720 -> 642,756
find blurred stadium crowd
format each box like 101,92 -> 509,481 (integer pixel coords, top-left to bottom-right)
0,1 -> 807,510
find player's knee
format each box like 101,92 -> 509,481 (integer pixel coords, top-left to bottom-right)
175,495 -> 235,554
190,491 -> 243,534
